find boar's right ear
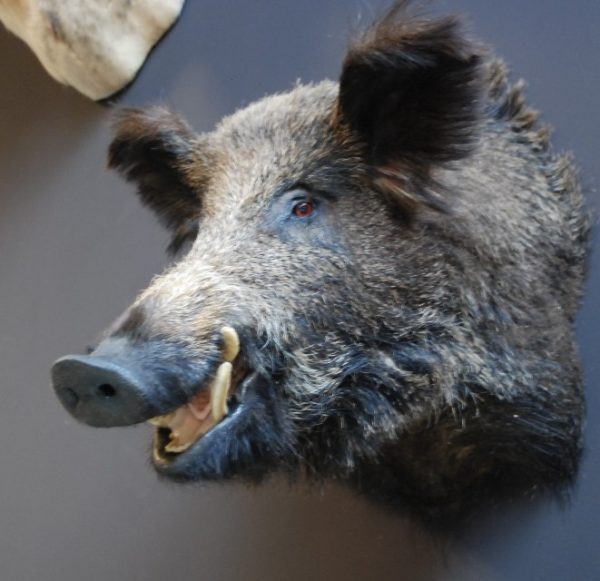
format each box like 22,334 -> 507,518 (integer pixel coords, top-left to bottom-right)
108,107 -> 207,231
336,2 -> 483,212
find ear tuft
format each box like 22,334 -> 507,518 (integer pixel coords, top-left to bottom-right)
337,1 -> 484,212
108,107 -> 206,230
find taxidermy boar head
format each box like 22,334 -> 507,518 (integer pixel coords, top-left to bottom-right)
52,1 -> 590,519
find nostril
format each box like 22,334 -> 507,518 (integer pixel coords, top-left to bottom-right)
63,387 -> 80,408
96,384 -> 117,398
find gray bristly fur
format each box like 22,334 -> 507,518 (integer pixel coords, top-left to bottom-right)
92,1 -> 590,522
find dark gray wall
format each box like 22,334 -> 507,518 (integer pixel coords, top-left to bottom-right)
0,2 -> 598,580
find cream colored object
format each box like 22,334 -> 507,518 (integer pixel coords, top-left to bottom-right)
210,361 -> 233,422
221,326 -> 240,364
0,0 -> 185,100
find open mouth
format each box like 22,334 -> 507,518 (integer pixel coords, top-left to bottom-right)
148,326 -> 244,465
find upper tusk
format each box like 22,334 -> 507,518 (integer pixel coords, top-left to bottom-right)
221,326 -> 240,362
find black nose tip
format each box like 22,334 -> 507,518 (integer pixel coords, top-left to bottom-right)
52,355 -> 154,427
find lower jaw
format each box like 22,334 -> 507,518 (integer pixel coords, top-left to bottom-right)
150,399 -> 242,469
149,325 -> 247,468
152,428 -> 180,467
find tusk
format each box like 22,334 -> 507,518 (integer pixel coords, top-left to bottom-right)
221,326 -> 240,363
210,361 -> 232,422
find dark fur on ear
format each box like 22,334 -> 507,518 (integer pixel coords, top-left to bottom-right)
337,1 -> 484,212
108,107 -> 207,231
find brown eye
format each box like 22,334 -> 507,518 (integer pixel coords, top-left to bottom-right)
292,200 -> 315,218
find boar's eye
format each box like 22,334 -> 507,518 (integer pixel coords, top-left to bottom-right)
269,187 -> 327,234
292,200 -> 315,218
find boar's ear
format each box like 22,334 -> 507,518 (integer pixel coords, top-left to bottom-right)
108,106 -> 208,231
336,2 -> 483,212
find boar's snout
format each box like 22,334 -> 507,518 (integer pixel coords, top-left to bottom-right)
52,337 -> 198,427
52,352 -> 156,427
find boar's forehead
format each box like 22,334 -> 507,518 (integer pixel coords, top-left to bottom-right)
207,81 -> 359,203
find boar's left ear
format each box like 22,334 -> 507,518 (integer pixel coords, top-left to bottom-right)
336,2 -> 483,212
108,106 -> 208,231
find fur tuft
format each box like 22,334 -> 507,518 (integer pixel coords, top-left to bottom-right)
484,59 -> 551,152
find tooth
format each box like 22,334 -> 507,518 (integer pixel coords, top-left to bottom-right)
165,440 -> 193,454
147,412 -> 175,427
148,416 -> 167,427
211,361 -> 232,422
164,407 -> 207,453
221,326 -> 240,362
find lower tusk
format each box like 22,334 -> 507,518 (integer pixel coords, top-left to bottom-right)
211,361 -> 232,422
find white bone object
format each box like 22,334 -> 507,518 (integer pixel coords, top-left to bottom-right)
0,0 -> 186,100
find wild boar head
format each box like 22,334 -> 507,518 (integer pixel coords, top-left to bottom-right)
51,3 -> 589,517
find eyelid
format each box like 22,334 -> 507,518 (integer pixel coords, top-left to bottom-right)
290,191 -> 310,201
284,183 -> 336,202
290,192 -> 316,205
285,184 -> 312,199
